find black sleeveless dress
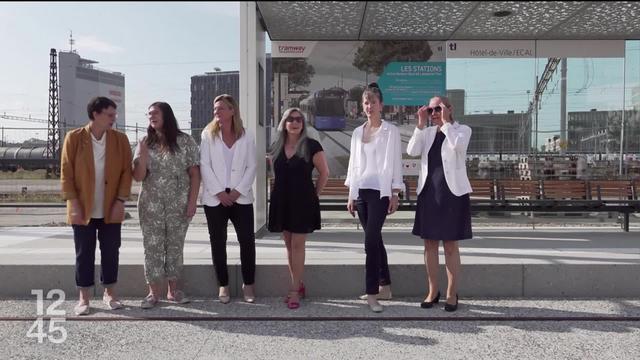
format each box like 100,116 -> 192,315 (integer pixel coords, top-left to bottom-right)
268,139 -> 323,234
412,131 -> 472,241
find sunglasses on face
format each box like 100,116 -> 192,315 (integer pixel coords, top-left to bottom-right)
426,106 -> 443,115
286,116 -> 304,123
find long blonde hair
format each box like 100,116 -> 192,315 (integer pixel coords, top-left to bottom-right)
204,94 -> 245,140
270,107 -> 310,162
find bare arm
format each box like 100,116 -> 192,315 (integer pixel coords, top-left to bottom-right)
312,151 -> 330,196
186,165 -> 201,217
132,139 -> 148,182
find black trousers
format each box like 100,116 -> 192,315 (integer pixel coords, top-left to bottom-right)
204,203 -> 256,287
72,218 -> 121,288
356,189 -> 392,295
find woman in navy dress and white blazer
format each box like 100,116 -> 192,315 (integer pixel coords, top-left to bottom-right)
345,83 -> 405,313
407,95 -> 472,312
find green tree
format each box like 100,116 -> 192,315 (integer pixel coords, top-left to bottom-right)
348,85 -> 364,102
348,85 -> 365,114
353,41 -> 434,76
272,58 -> 316,89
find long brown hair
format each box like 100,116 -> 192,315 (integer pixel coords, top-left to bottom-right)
145,102 -> 184,153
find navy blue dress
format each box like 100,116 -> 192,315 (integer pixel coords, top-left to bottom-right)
412,131 -> 472,241
268,139 -> 323,234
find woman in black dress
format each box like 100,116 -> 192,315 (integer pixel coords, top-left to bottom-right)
407,96 -> 473,312
268,107 -> 329,309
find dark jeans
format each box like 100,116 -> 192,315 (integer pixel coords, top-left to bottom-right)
72,218 -> 122,288
204,203 -> 256,287
356,189 -> 392,295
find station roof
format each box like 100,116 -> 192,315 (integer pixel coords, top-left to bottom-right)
256,1 -> 640,41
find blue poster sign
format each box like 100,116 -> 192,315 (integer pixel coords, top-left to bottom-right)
377,62 -> 446,106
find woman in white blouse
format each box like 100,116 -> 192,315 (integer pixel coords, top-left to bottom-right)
345,83 -> 404,313
407,95 -> 473,312
200,94 -> 257,304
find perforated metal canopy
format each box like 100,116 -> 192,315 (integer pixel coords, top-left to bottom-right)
256,1 -> 640,40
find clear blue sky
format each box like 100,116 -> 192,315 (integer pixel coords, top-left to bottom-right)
0,2 -> 241,141
1,2 -> 638,147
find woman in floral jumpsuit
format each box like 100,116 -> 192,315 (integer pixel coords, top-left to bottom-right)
133,102 -> 200,308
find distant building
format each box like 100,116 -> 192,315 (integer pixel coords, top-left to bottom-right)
446,89 -> 465,121
58,51 -> 125,132
543,135 -> 562,153
568,109 -> 640,153
632,86 -> 640,111
190,54 -> 272,142
447,89 -> 531,154
190,71 -> 239,142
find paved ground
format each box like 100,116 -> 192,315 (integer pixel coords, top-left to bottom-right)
1,226 -> 638,266
1,299 -> 639,359
2,201 -> 640,228
1,206 -> 639,358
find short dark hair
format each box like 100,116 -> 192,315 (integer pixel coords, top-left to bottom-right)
87,96 -> 117,120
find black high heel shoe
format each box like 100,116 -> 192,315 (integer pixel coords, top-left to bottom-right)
444,294 -> 459,312
420,291 -> 440,309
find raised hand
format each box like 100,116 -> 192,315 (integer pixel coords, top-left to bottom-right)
417,105 -> 429,129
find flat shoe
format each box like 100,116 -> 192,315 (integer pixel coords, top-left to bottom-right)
167,290 -> 190,304
218,286 -> 231,304
242,285 -> 256,303
358,293 -> 392,301
103,297 -> 124,310
368,302 -> 383,313
140,295 -> 158,309
74,303 -> 90,316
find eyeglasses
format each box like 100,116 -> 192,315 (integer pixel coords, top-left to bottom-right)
286,116 -> 304,123
426,106 -> 443,115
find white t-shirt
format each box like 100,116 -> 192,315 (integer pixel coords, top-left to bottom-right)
90,132 -> 106,219
222,142 -> 236,188
359,140 -> 380,191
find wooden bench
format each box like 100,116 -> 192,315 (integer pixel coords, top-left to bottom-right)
266,177 -> 639,231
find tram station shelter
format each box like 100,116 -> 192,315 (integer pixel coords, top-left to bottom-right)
239,1 -> 640,234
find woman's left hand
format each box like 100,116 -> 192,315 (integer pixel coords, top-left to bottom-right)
186,200 -> 197,218
228,189 -> 241,203
388,195 -> 399,214
110,200 -> 125,222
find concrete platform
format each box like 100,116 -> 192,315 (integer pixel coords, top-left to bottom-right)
0,226 -> 639,299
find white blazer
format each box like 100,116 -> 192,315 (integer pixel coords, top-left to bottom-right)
407,121 -> 472,197
200,129 -> 257,206
344,120 -> 405,201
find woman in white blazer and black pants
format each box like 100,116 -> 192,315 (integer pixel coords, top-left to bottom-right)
345,83 -> 405,313
407,95 -> 472,312
200,94 -> 257,304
